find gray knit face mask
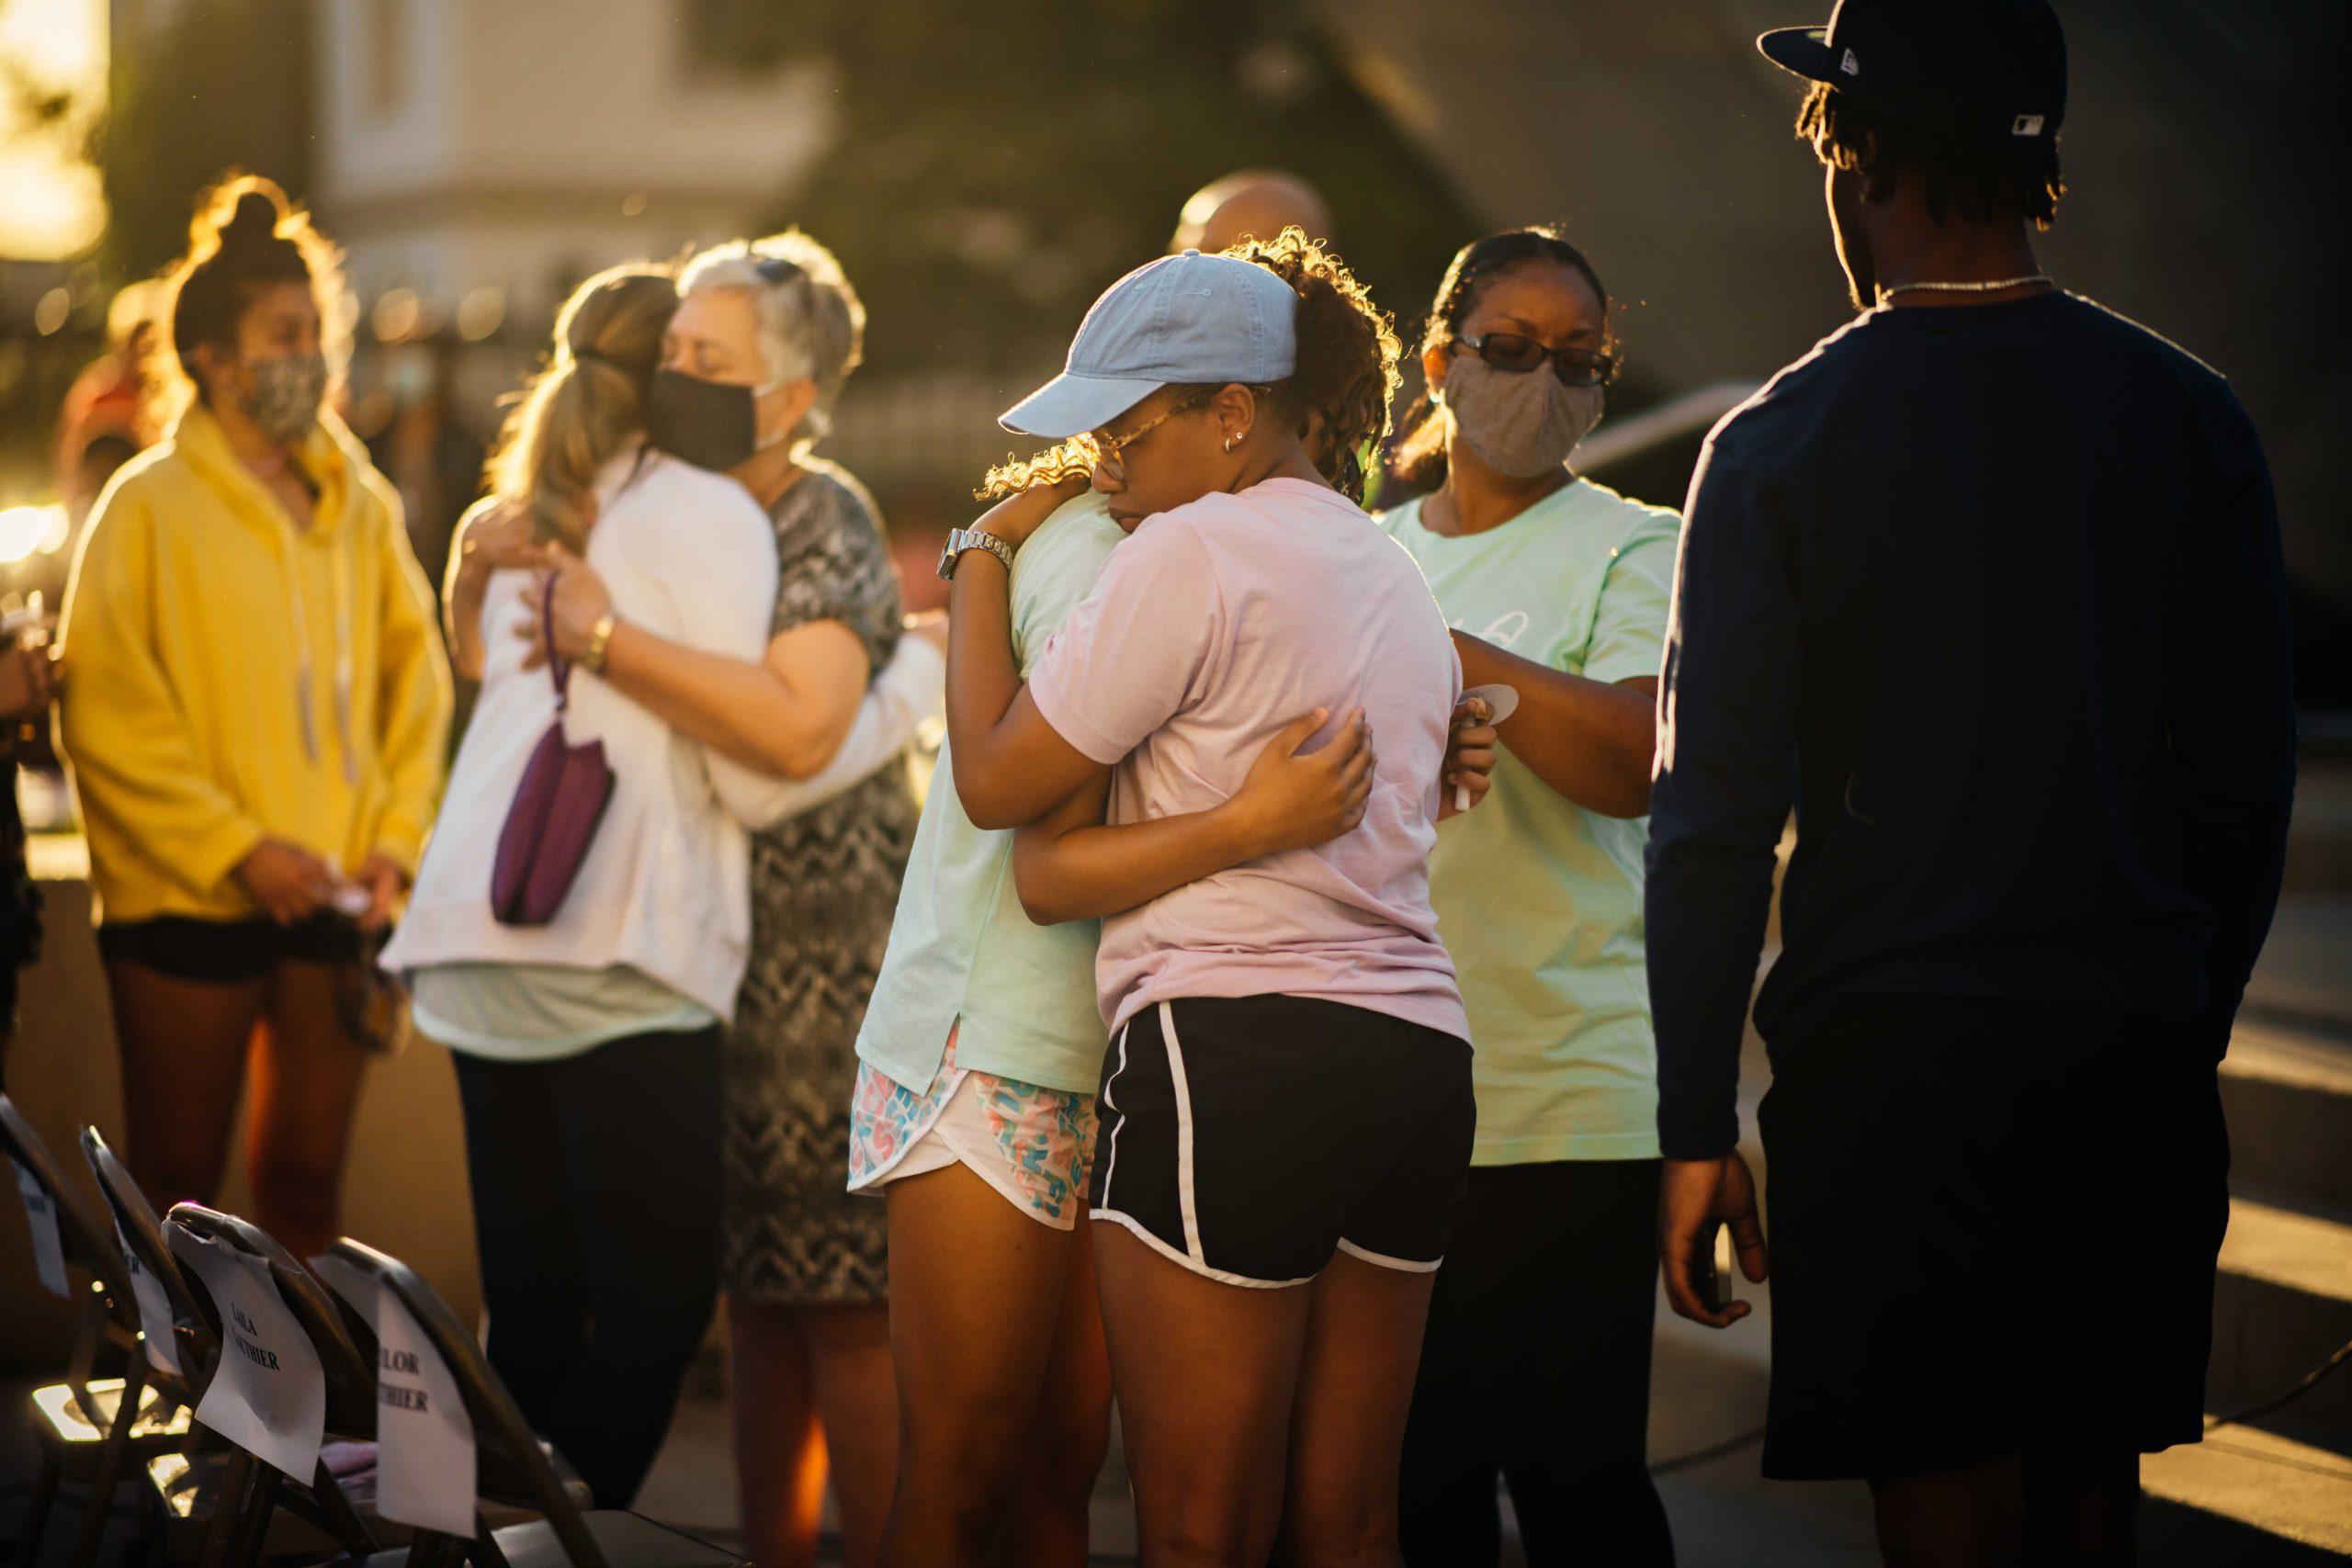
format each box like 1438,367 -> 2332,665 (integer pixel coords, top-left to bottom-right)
1441,354 -> 1604,479
241,350 -> 329,447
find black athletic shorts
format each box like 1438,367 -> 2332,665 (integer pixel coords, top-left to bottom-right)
97,913 -> 360,985
1758,992 -> 2228,1481
1089,994 -> 1475,1288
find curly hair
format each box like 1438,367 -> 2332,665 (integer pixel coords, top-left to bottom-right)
1797,81 -> 2064,228
977,431 -> 1103,501
154,173 -> 348,426
980,228 -> 1401,502
1387,226 -> 1611,493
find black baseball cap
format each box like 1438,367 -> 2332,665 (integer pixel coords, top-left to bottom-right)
1758,0 -> 2066,149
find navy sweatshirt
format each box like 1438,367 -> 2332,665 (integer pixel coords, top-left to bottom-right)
1646,291 -> 2296,1159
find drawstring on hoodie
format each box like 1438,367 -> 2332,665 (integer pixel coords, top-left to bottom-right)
272,481 -> 361,787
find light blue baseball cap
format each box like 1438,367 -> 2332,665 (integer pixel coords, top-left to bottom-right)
1000,249 -> 1298,438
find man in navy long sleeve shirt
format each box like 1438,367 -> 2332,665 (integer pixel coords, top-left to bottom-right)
1645,1 -> 2296,1559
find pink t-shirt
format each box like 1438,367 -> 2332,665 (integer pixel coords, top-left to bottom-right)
1029,477 -> 1468,1042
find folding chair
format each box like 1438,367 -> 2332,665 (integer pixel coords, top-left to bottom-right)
322,1237 -> 744,1568
0,1096 -> 192,1568
161,1205 -> 381,1568
81,1125 -> 259,1566
78,1126 -> 209,1370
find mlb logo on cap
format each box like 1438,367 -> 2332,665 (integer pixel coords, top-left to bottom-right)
1757,0 -> 2067,147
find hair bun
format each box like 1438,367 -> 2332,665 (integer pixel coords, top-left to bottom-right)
213,183 -> 290,254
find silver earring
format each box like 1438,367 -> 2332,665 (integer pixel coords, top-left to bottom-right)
1224,434 -> 1238,451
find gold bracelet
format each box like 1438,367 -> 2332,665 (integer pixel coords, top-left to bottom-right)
581,612 -> 619,675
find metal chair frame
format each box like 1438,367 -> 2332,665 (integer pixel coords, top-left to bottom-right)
0,1097 -> 176,1568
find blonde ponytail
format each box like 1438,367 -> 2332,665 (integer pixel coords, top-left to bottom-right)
485,264 -> 677,550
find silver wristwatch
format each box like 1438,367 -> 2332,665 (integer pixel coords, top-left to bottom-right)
937,527 -> 1015,581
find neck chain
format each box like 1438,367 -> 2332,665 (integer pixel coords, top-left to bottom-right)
1879,274 -> 2052,299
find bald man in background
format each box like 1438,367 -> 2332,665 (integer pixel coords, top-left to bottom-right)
1172,168 -> 1333,254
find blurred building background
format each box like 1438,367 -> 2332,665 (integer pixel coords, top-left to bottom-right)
2,0 -> 2341,691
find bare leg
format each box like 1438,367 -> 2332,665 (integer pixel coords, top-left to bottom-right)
998,1213 -> 1112,1566
245,960 -> 370,1258
729,1298 -> 821,1568
1278,1251 -> 1438,1568
876,1165 -> 1106,1568
799,1300 -> 897,1568
1870,1453 -> 2026,1568
1091,1221 -> 1310,1566
105,959 -> 266,1214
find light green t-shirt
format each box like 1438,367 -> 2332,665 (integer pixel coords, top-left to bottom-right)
409,963 -> 716,1062
1378,478 -> 1679,1163
854,493 -> 1126,1097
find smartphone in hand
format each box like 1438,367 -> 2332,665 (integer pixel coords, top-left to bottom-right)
1693,1221 -> 1739,1314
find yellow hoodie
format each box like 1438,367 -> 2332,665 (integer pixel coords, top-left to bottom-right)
57,401 -> 454,925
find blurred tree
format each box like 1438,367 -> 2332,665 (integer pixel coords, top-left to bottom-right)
98,0 -> 312,281
751,0 -> 1478,378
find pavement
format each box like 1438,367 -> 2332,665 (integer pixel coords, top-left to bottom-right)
4,776 -> 2346,1564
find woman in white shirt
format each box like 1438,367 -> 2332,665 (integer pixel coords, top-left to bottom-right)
385,263 -> 920,1507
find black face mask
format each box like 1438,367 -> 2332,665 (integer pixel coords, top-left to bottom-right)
646,368 -> 760,472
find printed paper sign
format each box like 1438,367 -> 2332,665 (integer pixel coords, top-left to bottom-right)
12,1157 -> 69,1299
116,1220 -> 182,1378
168,1229 -> 324,1481
313,1256 -> 477,1537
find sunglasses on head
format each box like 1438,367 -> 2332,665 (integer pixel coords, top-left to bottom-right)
752,254 -> 804,287
1453,332 -> 1617,388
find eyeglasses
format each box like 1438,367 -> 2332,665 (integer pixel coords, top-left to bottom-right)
1453,333 -> 1617,388
1091,389 -> 1216,485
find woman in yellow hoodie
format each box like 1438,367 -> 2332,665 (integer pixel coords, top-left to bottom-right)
57,175 -> 451,1258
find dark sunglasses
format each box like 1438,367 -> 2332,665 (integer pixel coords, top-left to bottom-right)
1453,332 -> 1617,388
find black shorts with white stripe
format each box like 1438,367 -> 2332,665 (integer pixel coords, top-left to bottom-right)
1088,994 -> 1475,1288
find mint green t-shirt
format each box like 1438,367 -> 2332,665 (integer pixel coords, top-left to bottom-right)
1378,478 -> 1679,1163
854,494 -> 1125,1097
410,963 -> 714,1062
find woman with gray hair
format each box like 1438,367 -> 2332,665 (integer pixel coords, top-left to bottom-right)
532,231 -> 912,1568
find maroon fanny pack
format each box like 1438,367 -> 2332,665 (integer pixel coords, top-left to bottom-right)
491,574 -> 614,926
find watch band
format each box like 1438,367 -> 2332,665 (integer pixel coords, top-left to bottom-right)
937,528 -> 1016,581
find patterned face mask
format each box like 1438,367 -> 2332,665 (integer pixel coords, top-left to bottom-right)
1441,354 -> 1605,479
241,350 -> 329,447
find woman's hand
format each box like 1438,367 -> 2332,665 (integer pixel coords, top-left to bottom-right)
234,838 -> 339,925
457,498 -> 548,578
353,852 -> 408,932
1226,707 -> 1374,857
1438,696 -> 1498,821
515,552 -> 616,671
447,500 -> 555,682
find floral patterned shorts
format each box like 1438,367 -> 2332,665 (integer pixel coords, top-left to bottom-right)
847,1030 -> 1099,1230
